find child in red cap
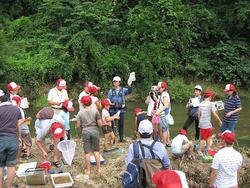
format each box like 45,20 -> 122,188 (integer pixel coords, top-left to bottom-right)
101,99 -> 119,151
198,90 -> 222,156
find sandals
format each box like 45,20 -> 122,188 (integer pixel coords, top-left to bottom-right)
53,161 -> 62,168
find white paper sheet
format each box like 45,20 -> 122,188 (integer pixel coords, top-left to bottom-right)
128,72 -> 136,82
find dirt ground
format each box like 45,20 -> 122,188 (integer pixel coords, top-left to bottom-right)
13,137 -> 250,188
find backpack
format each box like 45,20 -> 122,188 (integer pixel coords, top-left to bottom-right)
122,141 -> 163,188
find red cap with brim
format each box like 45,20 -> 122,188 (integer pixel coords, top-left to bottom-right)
134,107 -> 143,116
56,79 -> 67,90
101,99 -> 112,107
12,95 -> 22,105
63,100 -> 75,112
81,96 -> 92,105
152,170 -> 183,188
178,129 -> 187,135
7,82 -> 21,91
224,84 -> 235,92
204,89 -> 215,98
50,122 -> 65,139
218,130 -> 235,144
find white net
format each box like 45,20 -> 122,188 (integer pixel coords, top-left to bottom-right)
58,140 -> 76,166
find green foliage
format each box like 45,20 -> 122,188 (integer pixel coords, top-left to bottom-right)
0,0 -> 250,102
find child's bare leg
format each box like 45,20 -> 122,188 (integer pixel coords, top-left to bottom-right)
93,152 -> 100,172
198,140 -> 205,154
206,137 -> 212,151
162,131 -> 167,145
110,132 -> 115,148
158,124 -> 163,142
26,146 -> 31,156
166,129 -> 170,144
104,134 -> 108,150
153,124 -> 158,139
85,153 -> 91,175
188,141 -> 194,156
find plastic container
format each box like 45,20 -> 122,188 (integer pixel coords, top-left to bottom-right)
38,161 -> 51,171
51,172 -> 74,188
25,168 -> 47,185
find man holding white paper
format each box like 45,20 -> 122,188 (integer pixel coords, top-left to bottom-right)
108,74 -> 134,142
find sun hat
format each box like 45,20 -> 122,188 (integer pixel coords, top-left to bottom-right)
157,81 -> 167,89
178,129 -> 187,135
62,100 -> 75,112
194,85 -> 202,91
12,95 -> 22,105
101,99 -> 112,107
50,122 -> 65,139
7,82 -> 21,91
113,76 -> 121,82
138,119 -> 153,134
152,170 -> 186,188
56,79 -> 67,90
203,89 -> 215,98
218,130 -> 235,144
134,107 -> 143,116
224,84 -> 235,92
81,96 -> 92,105
0,90 -> 5,97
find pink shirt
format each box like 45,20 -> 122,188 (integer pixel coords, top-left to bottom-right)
102,108 -> 111,126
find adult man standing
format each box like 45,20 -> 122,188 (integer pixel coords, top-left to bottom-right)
0,90 -> 23,188
209,130 -> 243,188
48,78 -> 69,114
108,76 -> 132,142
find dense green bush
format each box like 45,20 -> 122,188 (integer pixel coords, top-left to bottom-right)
0,0 -> 249,101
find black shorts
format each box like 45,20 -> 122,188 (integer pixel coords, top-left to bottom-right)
102,125 -> 112,134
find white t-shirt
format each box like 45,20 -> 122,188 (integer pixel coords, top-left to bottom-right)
146,96 -> 155,116
157,91 -> 171,115
90,96 -> 99,110
78,90 -> 89,111
102,108 -> 111,126
171,134 -> 189,153
211,147 -> 242,188
198,101 -> 217,129
48,87 -> 69,109
19,107 -> 29,134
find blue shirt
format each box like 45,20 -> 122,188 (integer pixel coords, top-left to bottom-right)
223,95 -> 241,122
125,138 -> 170,169
108,87 -> 132,113
59,111 -> 70,130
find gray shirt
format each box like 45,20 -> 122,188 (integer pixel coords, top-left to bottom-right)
199,101 -> 217,129
77,108 -> 101,132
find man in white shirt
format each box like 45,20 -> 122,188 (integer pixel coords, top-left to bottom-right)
171,129 -> 194,159
209,130 -> 243,188
48,79 -> 69,114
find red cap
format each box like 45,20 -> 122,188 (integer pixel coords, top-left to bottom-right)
178,129 -> 187,135
157,81 -> 167,89
224,84 -> 235,92
218,130 -> 235,144
50,122 -> 65,139
7,82 -> 21,91
12,95 -> 22,105
134,108 -> 143,116
101,99 -> 112,107
88,85 -> 100,94
62,100 -> 75,112
56,79 -> 67,90
204,89 -> 215,98
81,96 -> 92,105
152,170 -> 183,188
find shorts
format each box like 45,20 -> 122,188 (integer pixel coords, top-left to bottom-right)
102,125 -> 112,134
200,128 -> 212,140
0,135 -> 18,167
21,133 -> 32,147
152,115 -> 160,124
160,115 -> 169,132
220,120 -> 237,133
82,129 -> 100,153
172,142 -> 192,155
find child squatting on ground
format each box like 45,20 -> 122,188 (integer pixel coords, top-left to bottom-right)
101,99 -> 119,151
198,90 -> 222,156
76,95 -> 102,175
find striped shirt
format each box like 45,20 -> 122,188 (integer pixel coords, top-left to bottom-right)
223,95 -> 241,122
211,147 -> 242,188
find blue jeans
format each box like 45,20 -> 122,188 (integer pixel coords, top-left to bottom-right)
160,114 -> 169,132
0,135 -> 18,167
220,120 -> 237,132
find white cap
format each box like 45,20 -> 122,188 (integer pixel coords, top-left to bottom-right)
0,90 -> 5,97
138,120 -> 153,134
194,85 -> 202,91
113,76 -> 121,82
